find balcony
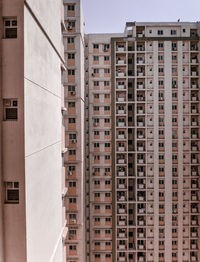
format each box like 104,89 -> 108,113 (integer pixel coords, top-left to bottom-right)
118,171 -> 125,176
117,72 -> 126,77
118,220 -> 126,226
117,97 -> 125,102
117,122 -> 125,127
138,172 -> 145,177
137,159 -> 145,164
118,208 -> 126,214
117,59 -> 126,65
118,184 -> 125,189
137,84 -> 145,90
117,110 -> 125,115
117,84 -> 126,90
117,46 -> 125,52
118,147 -> 125,152
137,122 -> 145,127
138,146 -> 145,152
118,245 -> 126,250
118,159 -> 125,164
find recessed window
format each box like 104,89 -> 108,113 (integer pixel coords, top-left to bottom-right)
158,30 -> 163,35
68,53 -> 75,59
67,37 -> 74,43
93,56 -> 99,61
93,44 -> 99,49
5,182 -> 19,203
4,18 -> 17,38
68,69 -> 75,75
171,30 -> 177,35
68,5 -> 75,11
3,99 -> 18,120
104,56 -> 110,61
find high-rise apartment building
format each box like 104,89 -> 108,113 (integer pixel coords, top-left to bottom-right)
63,1 -> 85,261
85,22 -> 200,262
0,0 -> 67,261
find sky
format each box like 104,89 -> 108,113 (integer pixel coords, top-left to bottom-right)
82,0 -> 200,34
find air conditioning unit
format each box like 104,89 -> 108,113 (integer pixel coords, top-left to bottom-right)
72,139 -> 77,143
68,25 -> 72,30
94,122 -> 98,126
71,91 -> 76,95
69,236 -> 72,240
68,171 -> 72,175
72,219 -> 76,223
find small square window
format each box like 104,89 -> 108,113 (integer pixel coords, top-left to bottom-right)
4,18 -> 17,38
5,182 -> 19,203
3,99 -> 18,120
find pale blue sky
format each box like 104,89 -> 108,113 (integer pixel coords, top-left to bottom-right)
82,0 -> 200,33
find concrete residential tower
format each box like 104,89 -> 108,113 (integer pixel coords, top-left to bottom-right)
0,0 -> 67,261
85,22 -> 200,262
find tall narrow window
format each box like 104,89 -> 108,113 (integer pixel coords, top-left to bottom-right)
5,182 -> 19,203
4,18 -> 17,38
3,99 -> 18,120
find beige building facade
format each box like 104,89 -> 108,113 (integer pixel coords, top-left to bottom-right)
63,0 -> 85,261
0,0 -> 67,261
85,22 -> 200,262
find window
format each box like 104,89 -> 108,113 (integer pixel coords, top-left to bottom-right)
3,99 -> 18,120
105,217 -> 111,222
5,182 -> 19,203
68,53 -> 75,59
105,205 -> 111,209
94,155 -> 100,160
104,44 -> 110,51
69,245 -> 76,250
105,193 -> 111,198
171,30 -> 177,35
69,149 -> 76,155
69,118 -> 76,123
104,68 -> 110,74
69,181 -> 76,187
69,166 -> 76,171
105,229 -> 111,234
158,55 -> 164,61
158,42 -> 164,48
93,44 -> 99,49
69,133 -> 76,140
94,130 -> 99,136
104,81 -> 110,86
68,85 -> 75,92
94,192 -> 100,198
104,118 -> 110,123
95,217 -> 100,222
104,106 -> 110,111
68,69 -> 75,75
158,80 -> 164,86
104,94 -> 110,99
93,106 -> 99,111
158,68 -> 164,73
69,213 -> 76,219
94,94 -> 99,99
93,56 -> 99,61
105,180 -> 110,185
68,102 -> 75,107
68,5 -> 75,11
105,254 -> 111,258
105,143 -> 110,147
68,37 -> 74,43
104,56 -> 110,61
158,30 -> 163,35
94,81 -> 99,86
94,205 -> 100,210
69,198 -> 76,203
105,155 -> 110,160
68,21 -> 75,29
94,68 -> 99,74
104,130 -> 110,136
95,242 -> 100,246
4,18 -> 17,38
95,254 -> 100,258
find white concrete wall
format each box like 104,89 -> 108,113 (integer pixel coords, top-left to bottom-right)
24,2 -> 63,261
